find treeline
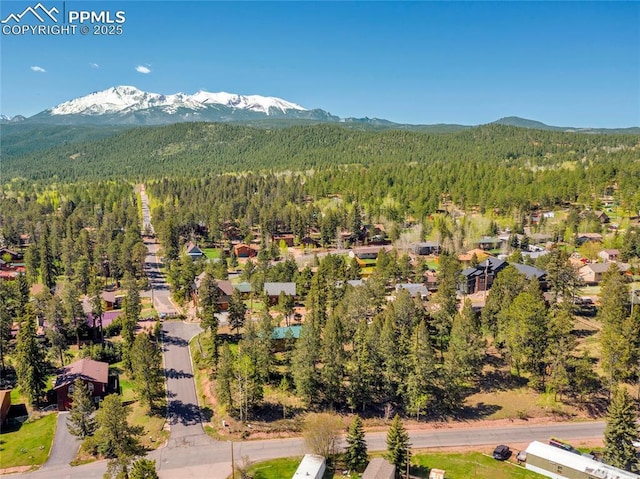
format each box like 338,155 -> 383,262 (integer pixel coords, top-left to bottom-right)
4,123 -> 639,213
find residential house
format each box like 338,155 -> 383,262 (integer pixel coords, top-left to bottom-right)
99,291 -> 125,311
598,249 -> 619,263
459,258 -> 547,295
579,263 -> 630,285
0,390 -> 10,426
395,283 -> 428,300
273,233 -> 295,247
457,248 -> 491,264
184,241 -> 204,258
425,271 -> 439,291
271,325 -> 302,351
576,233 -> 603,245
413,241 -> 441,256
233,243 -> 258,258
476,236 -> 502,251
523,441 -> 639,479
459,257 -> 507,294
192,273 -> 234,310
234,281 -> 253,298
362,458 -> 396,479
594,210 -> 610,224
53,358 -> 110,411
0,248 -> 22,262
264,282 -> 296,305
350,246 -> 383,260
292,454 -> 326,479
300,236 -> 320,248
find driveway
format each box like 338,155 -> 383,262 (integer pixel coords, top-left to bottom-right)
40,412 -> 82,469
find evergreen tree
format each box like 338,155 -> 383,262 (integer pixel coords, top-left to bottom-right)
405,319 -> 436,419
66,379 -> 97,438
39,224 -> 56,291
216,343 -> 234,412
291,318 -> 320,405
345,415 -> 368,472
45,295 -> 68,366
347,320 -> 376,412
198,272 -> 221,364
15,306 -> 47,407
599,264 -> 632,386
227,289 -> 247,338
92,394 -> 143,459
481,265 -> 527,340
603,388 -> 639,473
430,252 -> 460,353
89,278 -> 105,342
122,274 -> 141,372
62,279 -> 85,348
385,414 -> 411,477
131,332 -> 164,411
320,313 -> 346,407
130,458 -> 159,479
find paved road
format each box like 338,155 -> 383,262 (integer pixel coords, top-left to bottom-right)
143,240 -> 181,317
18,419 -> 606,478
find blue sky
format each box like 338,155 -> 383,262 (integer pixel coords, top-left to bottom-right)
1,1 -> 638,127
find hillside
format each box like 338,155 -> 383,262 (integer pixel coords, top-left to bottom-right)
4,122 -> 639,183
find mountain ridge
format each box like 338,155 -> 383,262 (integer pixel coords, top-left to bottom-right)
1,86 -> 638,134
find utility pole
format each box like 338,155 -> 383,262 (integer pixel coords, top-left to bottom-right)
230,441 -> 235,479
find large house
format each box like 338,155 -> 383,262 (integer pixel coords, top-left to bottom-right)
578,262 -> 630,285
362,458 -> 396,479
598,249 -> 619,263
53,358 -> 110,411
459,258 -> 547,294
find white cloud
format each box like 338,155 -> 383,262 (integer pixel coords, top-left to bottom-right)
89,63 -> 99,69
135,65 -> 151,74
30,66 -> 46,73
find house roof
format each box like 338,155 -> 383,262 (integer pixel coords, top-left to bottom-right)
511,263 -> 546,280
194,273 -> 234,296
185,241 -> 204,256
263,282 -> 296,296
414,241 -> 441,248
525,441 -> 640,479
53,358 -> 109,390
477,236 -> 501,244
85,310 -> 123,329
580,262 -> 630,274
362,457 -> 396,479
461,257 -> 507,279
234,282 -> 253,294
600,249 -> 620,255
271,325 -> 302,340
396,283 -> 428,297
293,454 -> 326,479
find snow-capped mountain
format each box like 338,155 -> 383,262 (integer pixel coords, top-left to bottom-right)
44,86 -> 308,119
0,114 -> 25,123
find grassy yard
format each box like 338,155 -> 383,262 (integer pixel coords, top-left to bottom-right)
203,248 -> 220,259
411,451 -> 543,478
0,412 -> 57,469
239,452 -> 544,479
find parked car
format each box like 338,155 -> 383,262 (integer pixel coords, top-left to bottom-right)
493,445 -> 511,461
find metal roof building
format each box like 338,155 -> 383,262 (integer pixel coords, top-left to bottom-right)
524,441 -> 640,479
292,454 -> 326,479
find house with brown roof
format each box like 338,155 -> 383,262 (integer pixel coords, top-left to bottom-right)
53,358 -> 109,411
233,243 -> 258,258
192,273 -> 234,311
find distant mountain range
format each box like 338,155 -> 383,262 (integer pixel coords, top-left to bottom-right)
1,86 -> 638,134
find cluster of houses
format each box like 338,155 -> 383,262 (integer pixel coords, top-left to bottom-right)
0,247 -> 25,280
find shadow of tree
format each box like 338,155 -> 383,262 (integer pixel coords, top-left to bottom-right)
167,400 -> 202,426
164,368 -> 193,379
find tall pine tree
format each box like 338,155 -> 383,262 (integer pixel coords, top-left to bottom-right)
386,414 -> 411,478
603,388 -> 639,473
345,415 -> 368,472
66,379 -> 97,438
